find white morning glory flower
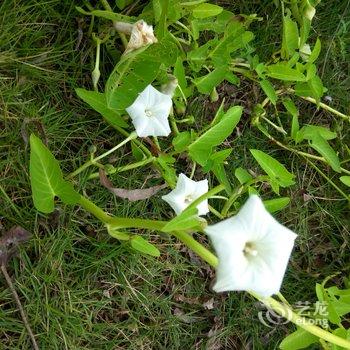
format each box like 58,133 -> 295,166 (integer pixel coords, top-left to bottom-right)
162,173 -> 209,216
205,195 -> 297,297
126,85 -> 172,137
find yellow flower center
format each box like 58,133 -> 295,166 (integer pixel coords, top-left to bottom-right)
145,109 -> 153,117
243,242 -> 258,257
184,195 -> 193,204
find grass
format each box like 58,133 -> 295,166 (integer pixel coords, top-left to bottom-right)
0,0 -> 349,349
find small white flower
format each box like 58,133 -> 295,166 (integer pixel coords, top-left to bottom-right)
126,85 -> 172,137
162,173 -> 209,216
205,195 -> 297,297
125,20 -> 158,54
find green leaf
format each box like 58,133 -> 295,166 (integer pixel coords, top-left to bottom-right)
106,36 -> 178,110
283,98 -> 299,140
192,3 -> 223,19
308,38 -> 321,64
340,176 -> 350,187
174,56 -> 187,92
106,224 -> 130,240
75,7 -> 132,22
209,24 -> 251,67
131,142 -> 145,161
296,125 -> 337,142
115,0 -> 133,10
259,79 -> 277,105
194,67 -> 227,94
201,149 -> 232,172
250,149 -> 295,188
332,328 -> 350,350
283,98 -> 299,117
188,106 -> 242,165
106,50 -> 160,111
235,167 -> 253,185
157,154 -> 177,188
267,63 -> 307,82
308,75 -> 324,103
212,162 -> 232,194
162,207 -> 202,232
316,283 -> 325,301
263,197 -> 290,213
30,134 -> 80,213
279,328 -> 318,350
187,40 -> 215,62
76,88 -> 128,128
282,15 -> 299,58
309,134 -> 341,172
224,71 -> 240,85
172,131 -> 192,152
294,82 -> 314,98
130,235 -> 160,257
332,300 -> 350,318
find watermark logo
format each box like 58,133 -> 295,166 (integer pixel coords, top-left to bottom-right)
257,301 -> 328,328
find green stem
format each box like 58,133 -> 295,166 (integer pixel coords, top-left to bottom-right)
67,132 -> 137,179
221,176 -> 269,217
113,125 -> 152,158
285,89 -> 350,123
78,195 -> 167,230
88,157 -> 156,180
169,115 -> 179,135
186,184 -> 226,212
100,0 -> 112,10
76,193 -> 350,348
306,160 -> 349,201
261,115 -> 287,135
208,205 -> 224,219
259,127 -> 350,176
172,230 -> 218,267
302,96 -> 350,123
100,0 -> 128,48
95,132 -> 137,162
78,195 -> 112,223
261,296 -> 350,349
107,217 -> 167,231
221,186 -> 244,217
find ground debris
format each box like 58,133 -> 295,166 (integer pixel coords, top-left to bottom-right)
99,169 -> 167,201
0,226 -> 31,265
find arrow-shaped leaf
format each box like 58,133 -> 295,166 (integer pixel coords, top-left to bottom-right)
30,134 -> 79,213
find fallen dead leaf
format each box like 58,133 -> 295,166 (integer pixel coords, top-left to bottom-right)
99,169 -> 167,201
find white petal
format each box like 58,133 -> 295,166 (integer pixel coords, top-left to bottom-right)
149,115 -> 171,136
177,173 -> 196,195
162,193 -> 187,215
205,195 -> 297,297
126,100 -> 146,120
162,174 -> 209,216
126,85 -> 172,137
